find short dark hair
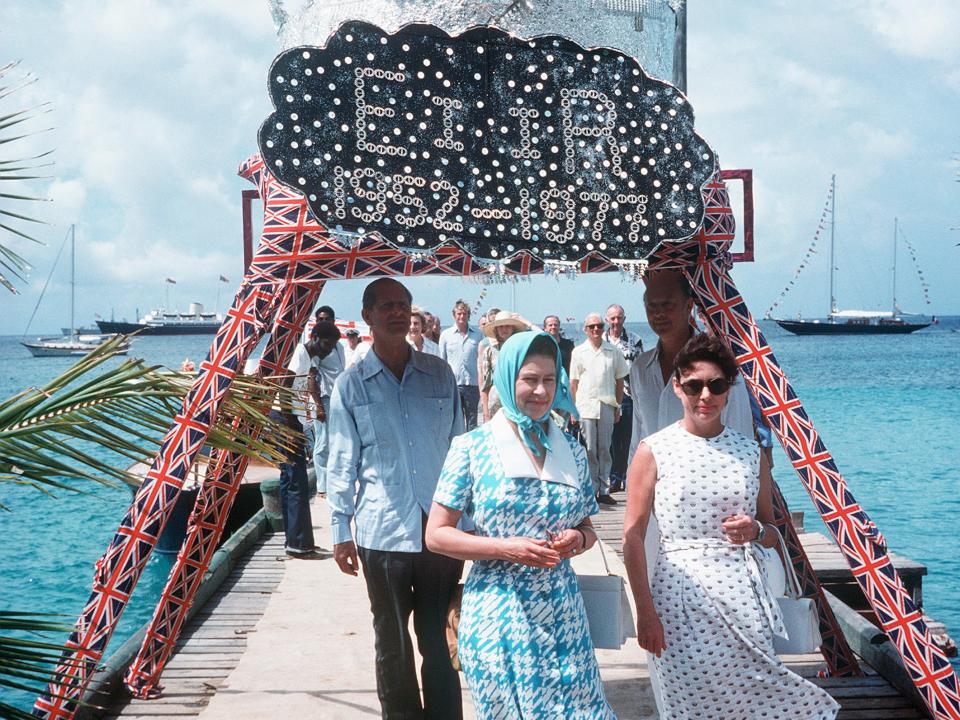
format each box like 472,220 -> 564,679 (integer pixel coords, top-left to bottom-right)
310,321 -> 341,341
523,333 -> 560,364
315,305 -> 335,319
361,278 -> 412,311
672,333 -> 738,381
543,314 -> 560,326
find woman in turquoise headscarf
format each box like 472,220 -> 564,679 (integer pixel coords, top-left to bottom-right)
427,331 -> 615,719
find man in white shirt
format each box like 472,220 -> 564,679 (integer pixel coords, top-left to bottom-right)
343,328 -> 371,367
603,303 -> 644,492
308,321 -> 346,496
570,312 -> 630,505
628,270 -> 754,465
438,299 -> 483,430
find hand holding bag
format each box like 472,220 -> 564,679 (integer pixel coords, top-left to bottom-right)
768,527 -> 823,654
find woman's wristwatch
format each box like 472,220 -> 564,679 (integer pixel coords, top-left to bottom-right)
755,521 -> 766,543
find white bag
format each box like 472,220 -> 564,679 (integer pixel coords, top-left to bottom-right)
576,541 -> 636,649
768,527 -> 823,654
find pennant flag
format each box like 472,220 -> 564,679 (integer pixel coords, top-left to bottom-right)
219,275 -> 229,283
165,278 -> 177,284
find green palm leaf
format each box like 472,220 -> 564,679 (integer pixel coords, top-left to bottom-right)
0,335 -> 297,506
0,60 -> 53,294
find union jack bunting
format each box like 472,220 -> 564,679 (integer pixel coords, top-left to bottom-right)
35,155 -> 959,720
123,281 -> 322,699
34,283 -> 279,718
685,242 -> 960,719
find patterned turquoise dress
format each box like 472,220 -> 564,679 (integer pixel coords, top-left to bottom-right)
434,411 -> 615,719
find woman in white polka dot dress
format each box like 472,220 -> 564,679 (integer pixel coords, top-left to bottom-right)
622,334 -> 838,719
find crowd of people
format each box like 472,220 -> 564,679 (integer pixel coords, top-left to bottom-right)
275,273 -> 838,720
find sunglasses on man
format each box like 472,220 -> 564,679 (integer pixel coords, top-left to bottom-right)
678,377 -> 732,396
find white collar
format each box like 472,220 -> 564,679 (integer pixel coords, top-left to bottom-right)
489,410 -> 579,488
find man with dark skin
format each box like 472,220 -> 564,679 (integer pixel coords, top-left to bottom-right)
327,278 -> 465,719
303,321 -> 344,497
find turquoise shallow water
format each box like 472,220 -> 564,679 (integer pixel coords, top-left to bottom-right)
1,319 -> 959,711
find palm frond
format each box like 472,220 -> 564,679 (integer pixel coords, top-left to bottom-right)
0,337 -> 297,507
0,59 -> 52,293
0,612 -> 88,720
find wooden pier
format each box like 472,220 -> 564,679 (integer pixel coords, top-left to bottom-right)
91,498 -> 933,719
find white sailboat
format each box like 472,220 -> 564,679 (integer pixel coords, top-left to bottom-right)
21,225 -> 130,357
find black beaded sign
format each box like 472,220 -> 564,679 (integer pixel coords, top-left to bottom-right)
259,21 -> 716,263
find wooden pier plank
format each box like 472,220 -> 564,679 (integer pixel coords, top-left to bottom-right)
105,536 -> 286,719
102,501 -> 928,718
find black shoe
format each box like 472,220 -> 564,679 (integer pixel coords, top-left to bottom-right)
596,494 -> 618,506
609,480 -> 624,493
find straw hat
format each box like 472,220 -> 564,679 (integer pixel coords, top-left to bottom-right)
483,310 -> 528,338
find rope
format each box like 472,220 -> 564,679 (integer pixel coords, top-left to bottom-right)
896,226 -> 933,309
764,182 -> 834,318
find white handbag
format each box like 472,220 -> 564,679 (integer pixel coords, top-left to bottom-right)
576,541 -> 636,649
768,527 -> 823,654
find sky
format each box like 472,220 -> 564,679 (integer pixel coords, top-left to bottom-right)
3,0 -> 959,336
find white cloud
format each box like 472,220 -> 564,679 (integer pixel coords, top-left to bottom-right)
779,61 -> 855,112
853,0 -> 960,62
47,178 -> 87,218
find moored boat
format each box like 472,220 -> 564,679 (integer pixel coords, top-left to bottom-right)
21,225 -> 132,357
97,303 -> 223,335
771,177 -> 931,336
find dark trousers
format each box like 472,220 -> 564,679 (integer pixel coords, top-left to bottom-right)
358,535 -> 463,720
278,418 -> 315,553
458,384 -> 479,431
610,394 -> 634,484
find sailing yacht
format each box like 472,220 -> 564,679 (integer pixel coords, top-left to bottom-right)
773,176 -> 931,335
21,225 -> 130,357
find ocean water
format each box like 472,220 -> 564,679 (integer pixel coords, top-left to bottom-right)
1,319 -> 959,711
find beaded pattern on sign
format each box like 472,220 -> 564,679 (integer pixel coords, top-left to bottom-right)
259,22 -> 714,262
123,281 -> 323,699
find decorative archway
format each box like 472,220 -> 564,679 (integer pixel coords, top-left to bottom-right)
35,20 -> 959,720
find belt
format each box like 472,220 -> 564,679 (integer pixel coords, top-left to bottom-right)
660,538 -> 785,639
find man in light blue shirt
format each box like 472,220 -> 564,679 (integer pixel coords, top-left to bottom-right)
327,277 -> 465,719
438,298 -> 483,430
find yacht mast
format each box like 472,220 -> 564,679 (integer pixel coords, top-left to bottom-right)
829,174 -> 837,316
892,217 -> 898,316
70,224 -> 76,338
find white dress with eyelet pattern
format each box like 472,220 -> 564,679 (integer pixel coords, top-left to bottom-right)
643,422 -> 839,720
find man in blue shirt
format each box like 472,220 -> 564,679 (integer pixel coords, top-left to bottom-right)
327,277 -> 465,720
438,299 -> 482,430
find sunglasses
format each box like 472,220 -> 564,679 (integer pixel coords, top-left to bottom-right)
679,377 -> 732,396
586,323 -> 605,330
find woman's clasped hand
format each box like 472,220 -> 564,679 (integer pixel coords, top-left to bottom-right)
499,536 -> 560,567
721,513 -> 759,545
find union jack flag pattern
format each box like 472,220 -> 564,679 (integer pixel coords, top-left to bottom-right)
683,229 -> 960,719
34,281 -> 280,718
123,281 -> 322,699
34,160 -> 959,720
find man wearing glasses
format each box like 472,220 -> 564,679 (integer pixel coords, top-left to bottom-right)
570,312 -> 630,505
628,270 -> 754,465
327,278 -> 466,719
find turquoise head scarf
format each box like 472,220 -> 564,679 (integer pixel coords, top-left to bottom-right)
493,331 -> 579,456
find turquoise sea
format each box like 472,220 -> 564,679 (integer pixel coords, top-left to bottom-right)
1,318 -> 959,711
